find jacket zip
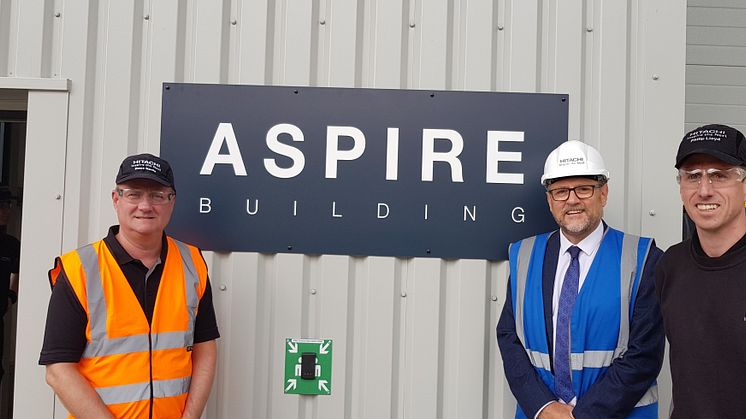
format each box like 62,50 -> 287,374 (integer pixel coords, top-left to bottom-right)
146,268 -> 154,419
149,328 -> 154,419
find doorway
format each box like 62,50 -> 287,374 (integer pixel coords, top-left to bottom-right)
0,104 -> 26,419
0,79 -> 69,419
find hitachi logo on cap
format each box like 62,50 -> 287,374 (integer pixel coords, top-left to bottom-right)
687,129 -> 726,143
558,157 -> 585,166
131,159 -> 161,173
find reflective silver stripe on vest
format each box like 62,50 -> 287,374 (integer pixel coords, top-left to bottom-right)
153,377 -> 191,399
79,240 -> 200,359
512,236 -> 536,347
84,330 -> 192,357
96,381 -> 150,405
85,334 -> 150,357
152,330 -> 196,351
96,377 -> 192,405
571,350 -> 615,369
78,245 -> 107,344
528,349 -> 618,371
526,349 -> 552,371
173,239 -> 200,347
617,234 -> 640,357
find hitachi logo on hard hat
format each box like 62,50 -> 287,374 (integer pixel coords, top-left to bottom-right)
558,157 -> 585,166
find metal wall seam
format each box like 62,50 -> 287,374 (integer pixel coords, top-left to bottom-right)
234,0 -> 270,84
593,0 -> 630,230
360,0 -> 405,88
505,0 -> 539,92
409,0 -> 449,90
454,0 -> 493,91
141,0 -> 180,153
441,259 -> 490,419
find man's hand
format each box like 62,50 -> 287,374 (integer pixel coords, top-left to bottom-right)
538,401 -> 574,419
181,340 -> 217,419
45,363 -> 115,419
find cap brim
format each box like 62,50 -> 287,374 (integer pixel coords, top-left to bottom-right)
675,149 -> 744,168
115,173 -> 173,188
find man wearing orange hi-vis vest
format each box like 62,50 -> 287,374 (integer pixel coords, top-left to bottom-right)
39,154 -> 220,419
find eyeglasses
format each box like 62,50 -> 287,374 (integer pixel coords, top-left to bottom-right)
116,188 -> 175,205
676,167 -> 746,189
546,184 -> 603,201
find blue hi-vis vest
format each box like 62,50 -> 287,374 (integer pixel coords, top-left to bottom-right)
508,228 -> 658,419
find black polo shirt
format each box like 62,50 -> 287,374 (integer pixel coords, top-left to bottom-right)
39,226 -> 220,365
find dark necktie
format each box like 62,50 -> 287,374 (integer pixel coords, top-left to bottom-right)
554,245 -> 581,403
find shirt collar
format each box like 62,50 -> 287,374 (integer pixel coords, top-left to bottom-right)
558,221 -> 605,257
104,225 -> 168,266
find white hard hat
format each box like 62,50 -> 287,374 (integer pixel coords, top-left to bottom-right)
541,140 -> 610,185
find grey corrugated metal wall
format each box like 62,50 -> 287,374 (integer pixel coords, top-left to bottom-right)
686,0 -> 746,133
1,1 -> 686,418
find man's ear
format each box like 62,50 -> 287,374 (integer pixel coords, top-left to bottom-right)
600,183 -> 609,207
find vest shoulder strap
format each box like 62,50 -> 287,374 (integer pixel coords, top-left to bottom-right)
168,237 -> 209,299
51,241 -> 104,310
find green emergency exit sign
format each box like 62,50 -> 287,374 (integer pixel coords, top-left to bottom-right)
284,338 -> 333,395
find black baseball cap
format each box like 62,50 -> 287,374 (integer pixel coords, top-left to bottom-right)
675,124 -> 746,168
115,153 -> 175,190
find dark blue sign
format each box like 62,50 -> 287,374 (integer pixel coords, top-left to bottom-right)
160,84 -> 567,260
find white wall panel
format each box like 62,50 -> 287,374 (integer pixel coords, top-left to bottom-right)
317,0 -> 359,87
441,259 -> 489,419
589,0 -> 629,229
3,1 -> 686,418
686,1 -> 746,148
58,0 -> 97,250
688,5 -> 746,27
315,255 -> 353,417
0,0 -> 11,74
140,0 -> 181,152
687,84 -> 746,105
400,258 -> 442,418
273,0 -> 313,85
453,0 -> 493,90
188,0 -> 228,83
488,261 -> 516,419
349,257 -> 399,419
636,1 -> 685,248
688,45 -> 746,66
409,0 -> 449,89
541,0 -> 583,140
505,0 -> 539,91
10,0 -> 53,77
360,0 -> 405,88
688,26 -> 746,47
233,0 -> 270,84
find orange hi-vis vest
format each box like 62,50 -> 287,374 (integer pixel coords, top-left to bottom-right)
49,237 -> 208,419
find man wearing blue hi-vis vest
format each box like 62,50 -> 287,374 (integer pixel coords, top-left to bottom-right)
497,140 -> 665,419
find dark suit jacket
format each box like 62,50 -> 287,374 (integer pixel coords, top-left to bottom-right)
496,228 -> 665,419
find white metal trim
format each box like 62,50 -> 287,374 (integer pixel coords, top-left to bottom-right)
0,77 -> 70,91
